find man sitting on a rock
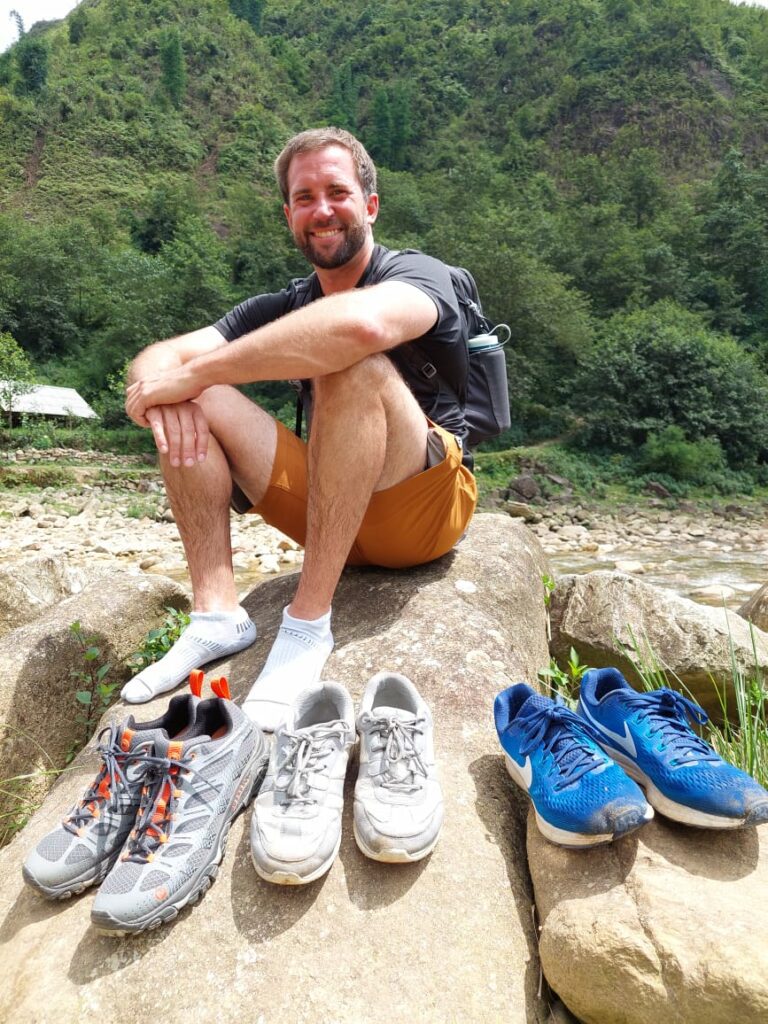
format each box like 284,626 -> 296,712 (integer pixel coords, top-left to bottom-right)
123,127 -> 477,730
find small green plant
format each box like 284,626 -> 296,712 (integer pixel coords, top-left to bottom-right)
128,607 -> 190,675
0,725 -> 65,848
69,621 -> 118,759
542,573 -> 556,641
125,498 -> 159,519
0,766 -> 64,847
538,647 -> 588,707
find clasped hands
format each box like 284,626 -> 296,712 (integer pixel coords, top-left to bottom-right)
125,368 -> 209,468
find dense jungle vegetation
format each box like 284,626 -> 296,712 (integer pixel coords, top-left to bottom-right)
2,0 -> 768,492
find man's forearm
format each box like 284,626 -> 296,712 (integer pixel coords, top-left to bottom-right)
127,343 -> 183,385
128,325 -> 228,385
179,291 -> 385,391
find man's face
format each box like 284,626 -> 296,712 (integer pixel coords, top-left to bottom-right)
284,145 -> 378,270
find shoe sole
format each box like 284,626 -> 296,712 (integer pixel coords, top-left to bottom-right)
599,745 -> 754,829
92,740 -> 269,934
352,819 -> 441,863
250,828 -> 341,886
504,753 -> 652,848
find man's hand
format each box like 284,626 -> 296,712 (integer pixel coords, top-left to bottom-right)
125,366 -> 203,424
143,402 -> 210,467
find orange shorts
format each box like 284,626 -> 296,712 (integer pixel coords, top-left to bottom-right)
245,419 -> 477,568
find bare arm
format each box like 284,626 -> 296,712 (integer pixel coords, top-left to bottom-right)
125,282 -> 437,421
127,325 -> 227,383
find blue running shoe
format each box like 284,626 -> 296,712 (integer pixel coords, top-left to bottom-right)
494,684 -> 653,848
578,668 -> 768,829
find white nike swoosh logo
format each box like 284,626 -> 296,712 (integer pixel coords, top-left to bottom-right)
579,701 -> 637,757
506,753 -> 533,789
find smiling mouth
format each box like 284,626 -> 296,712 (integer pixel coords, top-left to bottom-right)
311,227 -> 343,238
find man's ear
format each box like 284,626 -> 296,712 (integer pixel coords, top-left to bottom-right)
366,192 -> 379,224
283,202 -> 293,229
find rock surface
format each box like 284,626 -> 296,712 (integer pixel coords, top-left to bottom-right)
550,570 -> 768,717
0,557 -> 91,638
529,812 -> 768,1024
0,514 -> 552,1024
0,571 -> 190,828
739,582 -> 768,632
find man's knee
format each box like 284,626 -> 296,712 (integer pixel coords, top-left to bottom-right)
194,384 -> 242,419
313,354 -> 403,408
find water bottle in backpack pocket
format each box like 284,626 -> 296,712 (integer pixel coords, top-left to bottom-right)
465,324 -> 511,446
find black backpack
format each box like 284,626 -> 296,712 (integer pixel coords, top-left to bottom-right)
391,254 -> 512,447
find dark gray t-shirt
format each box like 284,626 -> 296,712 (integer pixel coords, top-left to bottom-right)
214,245 -> 469,442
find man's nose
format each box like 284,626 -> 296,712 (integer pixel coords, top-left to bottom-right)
313,195 -> 333,219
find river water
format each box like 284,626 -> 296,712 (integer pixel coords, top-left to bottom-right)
549,548 -> 765,609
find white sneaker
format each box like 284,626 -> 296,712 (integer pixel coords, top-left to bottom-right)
354,672 -> 444,863
250,682 -> 355,885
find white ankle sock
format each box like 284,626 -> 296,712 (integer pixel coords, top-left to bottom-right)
243,606 -> 334,732
121,608 -> 257,704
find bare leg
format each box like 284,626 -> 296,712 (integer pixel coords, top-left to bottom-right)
291,354 -> 427,618
123,386 -> 279,703
244,355 -> 427,729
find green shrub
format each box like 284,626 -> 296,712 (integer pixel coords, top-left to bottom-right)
639,426 -> 725,482
575,302 -> 768,468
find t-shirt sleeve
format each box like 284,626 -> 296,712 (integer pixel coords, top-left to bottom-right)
213,289 -> 295,341
371,251 -> 461,345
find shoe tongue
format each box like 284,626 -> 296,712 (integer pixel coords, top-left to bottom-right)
373,705 -> 416,721
521,692 -> 555,714
152,735 -> 189,760
520,693 -> 588,770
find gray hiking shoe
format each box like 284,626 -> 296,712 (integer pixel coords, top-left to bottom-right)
354,672 -> 444,863
22,693 -> 199,900
250,682 -> 355,885
91,688 -> 268,933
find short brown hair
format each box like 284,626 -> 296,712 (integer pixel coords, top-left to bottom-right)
274,127 -> 377,203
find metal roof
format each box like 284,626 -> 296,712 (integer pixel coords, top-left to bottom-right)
0,383 -> 98,419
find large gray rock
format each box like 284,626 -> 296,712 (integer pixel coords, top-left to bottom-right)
739,583 -> 768,633
529,813 -> 768,1024
0,557 -> 90,638
0,514 -> 552,1024
0,571 -> 190,832
550,571 -> 768,717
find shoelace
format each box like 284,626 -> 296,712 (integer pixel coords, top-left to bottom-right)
361,714 -> 428,794
275,723 -> 349,805
513,702 -> 608,790
63,725 -> 154,835
123,750 -> 219,863
621,689 -> 720,766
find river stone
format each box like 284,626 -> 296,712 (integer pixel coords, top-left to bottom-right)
549,571 -> 768,717
507,500 -> 539,521
0,514 -> 551,1023
738,583 -> 768,632
509,474 -> 540,501
0,557 -> 90,638
529,814 -> 768,1024
0,571 -> 190,829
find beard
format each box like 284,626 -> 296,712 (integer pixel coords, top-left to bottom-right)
295,218 -> 368,270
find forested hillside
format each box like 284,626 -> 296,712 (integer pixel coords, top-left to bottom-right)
2,0 -> 768,486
